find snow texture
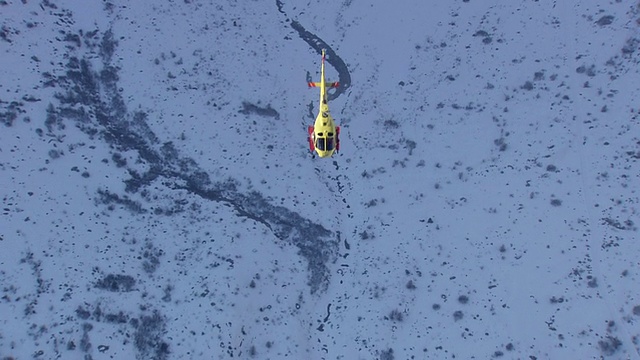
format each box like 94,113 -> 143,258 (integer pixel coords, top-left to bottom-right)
1,0 -> 640,359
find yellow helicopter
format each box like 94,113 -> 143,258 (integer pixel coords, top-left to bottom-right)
307,49 -> 340,158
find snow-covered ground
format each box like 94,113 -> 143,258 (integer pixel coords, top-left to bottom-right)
1,0 -> 639,359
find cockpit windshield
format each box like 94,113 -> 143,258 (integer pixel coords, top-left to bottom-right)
326,137 -> 335,151
315,136 -> 335,152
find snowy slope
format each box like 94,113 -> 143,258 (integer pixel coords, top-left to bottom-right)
1,0 -> 639,359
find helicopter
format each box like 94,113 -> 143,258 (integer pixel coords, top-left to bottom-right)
307,49 -> 340,158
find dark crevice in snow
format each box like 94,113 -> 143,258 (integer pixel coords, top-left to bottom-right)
277,1 -> 350,100
75,302 -> 170,360
238,101 -> 280,119
47,28 -> 337,295
288,19 -> 351,101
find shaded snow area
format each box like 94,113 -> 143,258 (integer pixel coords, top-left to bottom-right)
1,0 -> 639,359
